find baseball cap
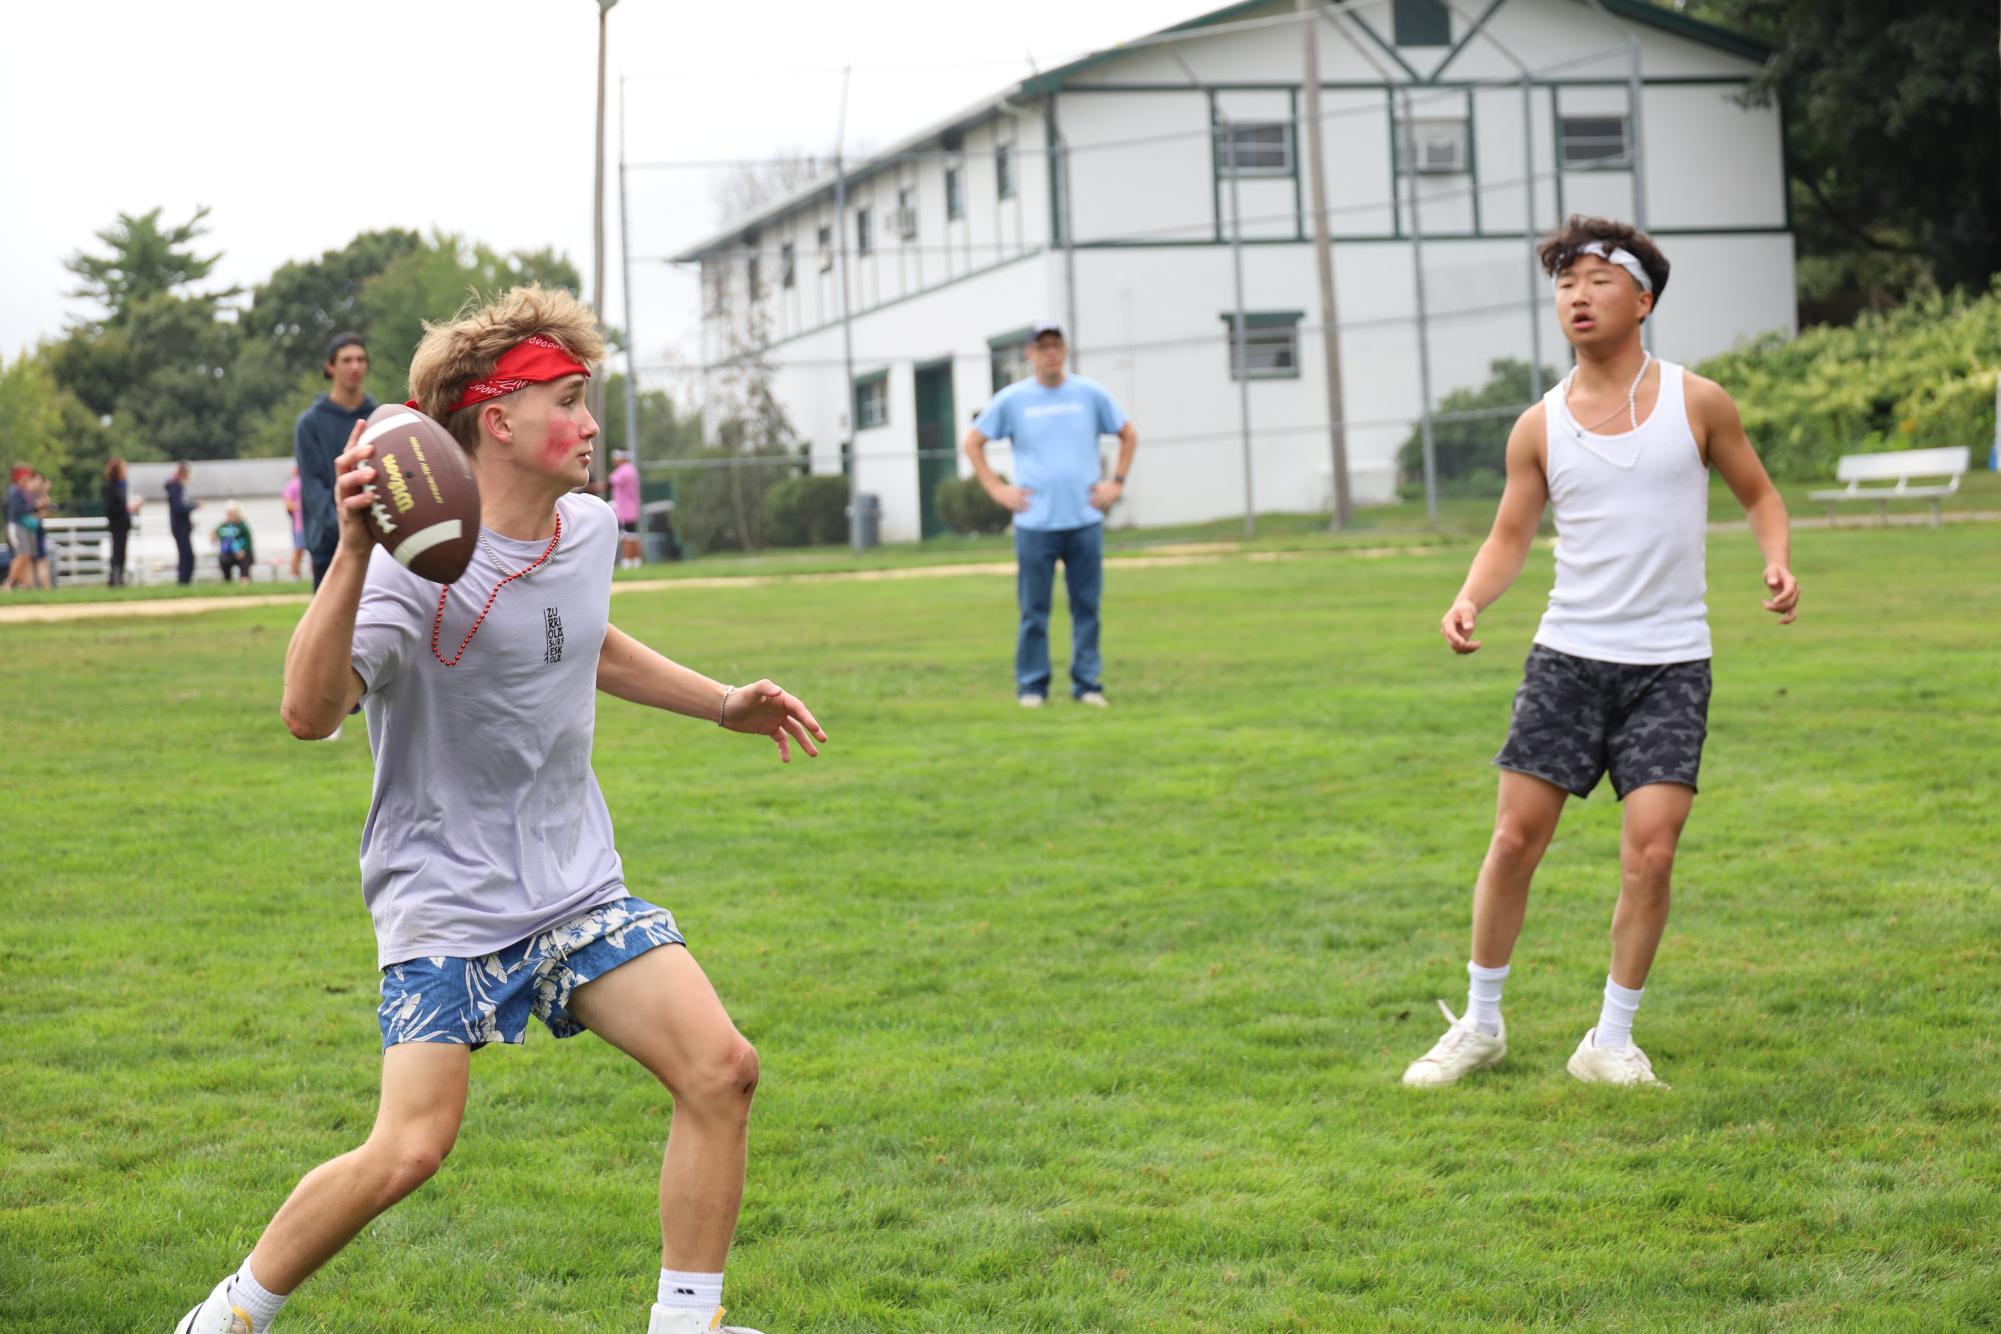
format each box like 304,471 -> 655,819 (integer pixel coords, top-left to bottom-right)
1030,321 -> 1064,340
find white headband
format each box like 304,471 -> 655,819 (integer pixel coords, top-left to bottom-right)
1558,241 -> 1652,293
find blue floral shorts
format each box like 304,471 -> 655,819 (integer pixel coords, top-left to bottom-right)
377,896 -> 684,1049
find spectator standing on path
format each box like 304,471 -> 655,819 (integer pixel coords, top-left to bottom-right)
610,448 -> 642,569
282,465 -> 305,580
166,461 -> 201,585
214,503 -> 255,582
962,322 -> 1139,709
6,466 -> 38,590
296,332 -> 378,589
102,457 -> 142,586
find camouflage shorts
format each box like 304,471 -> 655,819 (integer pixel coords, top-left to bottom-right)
1493,644 -> 1711,800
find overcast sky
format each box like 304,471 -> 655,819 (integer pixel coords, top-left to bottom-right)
0,0 -> 1216,374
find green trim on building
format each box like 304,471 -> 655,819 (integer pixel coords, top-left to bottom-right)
1220,310 -> 1305,328
1290,86 -> 1305,242
1599,0 -> 1772,62
1465,86 -> 1481,234
1208,91 -> 1223,244
852,369 -> 890,431
986,326 -> 1036,349
1433,0 -> 1510,83
1346,8 -> 1424,83
756,248 -> 1048,353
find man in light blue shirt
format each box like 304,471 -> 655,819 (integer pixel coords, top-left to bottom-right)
964,322 -> 1139,707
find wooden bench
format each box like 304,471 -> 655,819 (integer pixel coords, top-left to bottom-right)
1808,446 -> 1970,527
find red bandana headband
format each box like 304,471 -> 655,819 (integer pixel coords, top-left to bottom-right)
406,335 -> 590,415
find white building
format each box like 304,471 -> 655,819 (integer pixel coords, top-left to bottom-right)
673,0 -> 1793,544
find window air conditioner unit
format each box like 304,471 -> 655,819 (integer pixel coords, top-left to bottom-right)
893,208 -> 918,240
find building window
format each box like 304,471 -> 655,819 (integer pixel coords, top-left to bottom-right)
856,207 -> 873,256
853,372 -> 888,430
1560,115 -> 1632,169
1402,118 -> 1469,174
987,328 -> 1033,393
996,142 -> 1016,200
895,187 -> 918,240
1221,312 -> 1303,380
1216,121 -> 1294,177
817,224 -> 833,273
945,166 -> 964,220
780,242 -> 796,288
746,252 -> 760,297
1393,0 -> 1450,47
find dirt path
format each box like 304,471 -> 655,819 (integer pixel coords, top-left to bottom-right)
0,543 -> 1451,625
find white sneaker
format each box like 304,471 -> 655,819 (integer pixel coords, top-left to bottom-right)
1017,694 -> 1044,709
175,1281 -> 253,1333
1076,690 -> 1109,708
1567,1029 -> 1667,1086
1401,999 -> 1507,1087
647,1305 -> 765,1334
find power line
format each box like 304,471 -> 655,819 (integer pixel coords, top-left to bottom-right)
634,293 -> 1565,377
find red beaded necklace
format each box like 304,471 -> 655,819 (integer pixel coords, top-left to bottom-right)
431,512 -> 563,667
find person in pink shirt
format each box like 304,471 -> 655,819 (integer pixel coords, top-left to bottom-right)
609,448 -> 642,570
281,466 -> 305,580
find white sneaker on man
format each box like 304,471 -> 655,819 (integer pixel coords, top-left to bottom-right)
648,1305 -> 765,1334
1566,1029 -> 1667,1086
1401,999 -> 1507,1087
1076,690 -> 1109,708
174,1283 -> 253,1333
1017,694 -> 1044,709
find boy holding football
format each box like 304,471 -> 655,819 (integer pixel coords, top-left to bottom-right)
179,287 -> 823,1334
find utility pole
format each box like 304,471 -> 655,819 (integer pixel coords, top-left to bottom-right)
834,66 -> 862,554
591,0 -> 617,484
617,74 -> 640,491
1298,0 -> 1351,529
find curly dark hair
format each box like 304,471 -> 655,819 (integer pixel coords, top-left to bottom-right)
1536,215 -> 1670,313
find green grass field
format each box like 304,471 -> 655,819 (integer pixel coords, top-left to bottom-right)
3,522 -> 1997,1331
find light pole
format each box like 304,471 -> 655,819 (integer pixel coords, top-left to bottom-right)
591,0 -> 617,482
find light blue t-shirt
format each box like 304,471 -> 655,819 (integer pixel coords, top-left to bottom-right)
974,374 -> 1128,531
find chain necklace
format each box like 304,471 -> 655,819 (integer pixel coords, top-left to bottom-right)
430,513 -> 563,668
1560,351 -> 1652,469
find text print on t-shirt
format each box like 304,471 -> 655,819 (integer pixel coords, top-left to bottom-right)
544,606 -> 565,664
1022,402 -> 1086,420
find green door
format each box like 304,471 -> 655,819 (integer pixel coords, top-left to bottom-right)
914,360 -> 958,540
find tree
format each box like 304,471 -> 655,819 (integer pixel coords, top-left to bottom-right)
1396,359 -> 1560,500
64,206 -> 235,323
358,232 -> 583,398
238,228 -> 422,374
1666,1 -> 2001,313
711,148 -> 829,226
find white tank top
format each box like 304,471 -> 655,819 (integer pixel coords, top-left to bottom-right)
1534,360 -> 1712,665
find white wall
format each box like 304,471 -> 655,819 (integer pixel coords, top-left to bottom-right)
687,0 -> 1795,539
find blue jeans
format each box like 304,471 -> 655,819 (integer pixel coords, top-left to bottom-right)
1014,523 -> 1103,698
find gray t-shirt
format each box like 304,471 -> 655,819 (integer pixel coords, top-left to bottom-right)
351,492 -> 626,967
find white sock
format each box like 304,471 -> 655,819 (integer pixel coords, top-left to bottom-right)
1594,977 -> 1645,1049
657,1267 -> 724,1314
227,1257 -> 288,1329
1465,960 -> 1509,1037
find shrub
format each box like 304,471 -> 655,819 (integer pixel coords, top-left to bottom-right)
762,474 -> 852,547
1396,359 -> 1560,499
935,474 -> 1014,535
1698,279 -> 2001,478
671,446 -> 798,554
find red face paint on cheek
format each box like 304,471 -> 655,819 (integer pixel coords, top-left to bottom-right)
540,416 -> 580,465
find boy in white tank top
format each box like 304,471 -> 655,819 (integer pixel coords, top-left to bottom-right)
1402,217 -> 1799,1090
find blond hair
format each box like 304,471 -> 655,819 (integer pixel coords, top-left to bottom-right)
406,285 -> 605,451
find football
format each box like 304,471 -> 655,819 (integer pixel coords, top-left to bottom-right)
357,403 -> 481,584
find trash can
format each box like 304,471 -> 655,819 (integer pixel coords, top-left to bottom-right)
642,500 -> 681,563
846,493 -> 881,550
